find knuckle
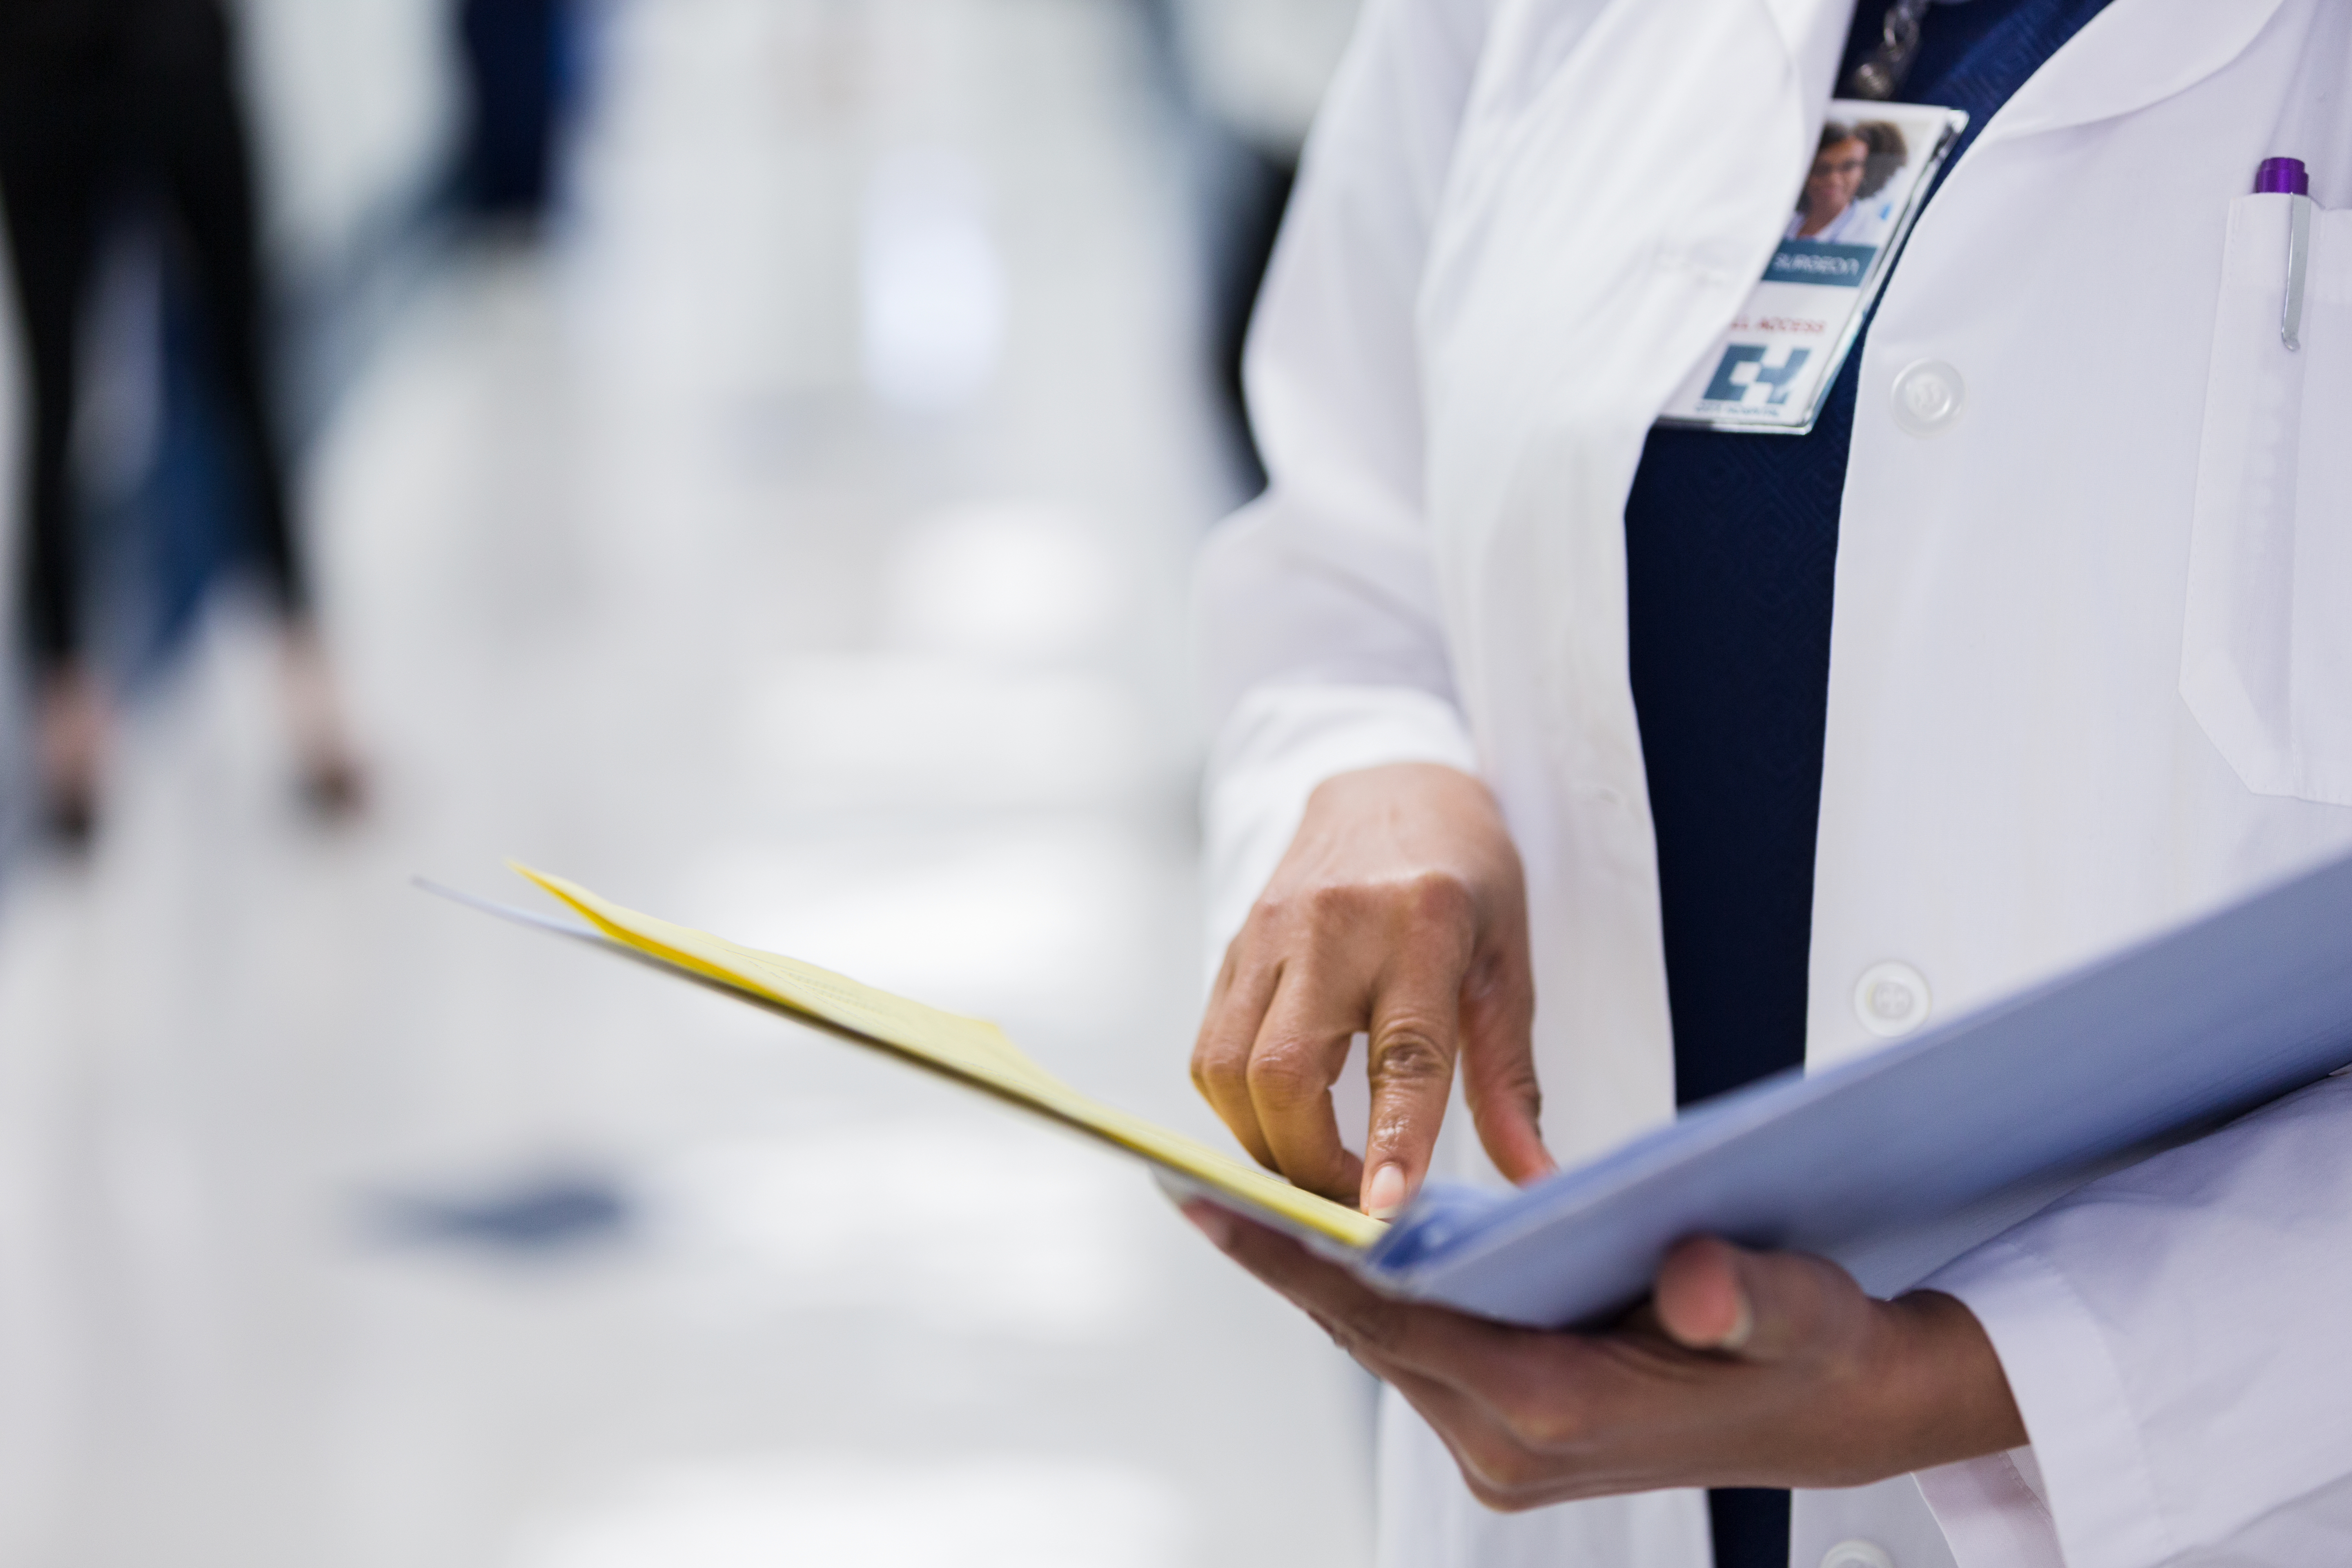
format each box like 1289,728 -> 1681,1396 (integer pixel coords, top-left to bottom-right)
1462,946 -> 1529,1005
1245,891 -> 1298,936
1400,868 -> 1476,927
1462,1038 -> 1544,1117
1475,1345 -> 1591,1449
1492,1050 -> 1542,1094
1370,1026 -> 1451,1086
1466,1448 -> 1547,1509
1459,1466 -> 1520,1512
1189,1050 -> 1233,1098
1265,871 -> 1482,945
1497,1387 -> 1584,1451
1304,880 -> 1366,923
1243,1043 -> 1327,1106
1494,1061 -> 1544,1120
1190,1036 -> 1247,1094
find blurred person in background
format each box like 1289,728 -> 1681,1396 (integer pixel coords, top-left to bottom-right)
0,0 -> 362,844
456,0 -> 575,229
1167,0 -> 1360,495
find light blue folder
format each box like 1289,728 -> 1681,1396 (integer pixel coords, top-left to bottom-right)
1354,851 -> 2352,1327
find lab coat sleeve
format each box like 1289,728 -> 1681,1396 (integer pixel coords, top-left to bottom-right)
1195,0 -> 1494,960
1915,1071 -> 2352,1568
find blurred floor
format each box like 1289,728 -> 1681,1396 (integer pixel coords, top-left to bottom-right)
0,1 -> 1373,1565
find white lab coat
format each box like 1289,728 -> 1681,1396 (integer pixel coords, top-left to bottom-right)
1194,0 -> 2352,1565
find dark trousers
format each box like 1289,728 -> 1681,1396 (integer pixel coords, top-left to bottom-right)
0,0 -> 305,676
458,0 -> 566,217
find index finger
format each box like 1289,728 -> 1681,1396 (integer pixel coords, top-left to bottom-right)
1359,933 -> 1470,1215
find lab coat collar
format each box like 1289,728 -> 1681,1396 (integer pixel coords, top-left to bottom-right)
1767,0 -> 1860,117
1975,0 -> 2285,147
1468,0 -> 1850,150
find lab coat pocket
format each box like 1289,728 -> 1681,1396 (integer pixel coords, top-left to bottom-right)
2182,193 -> 2352,806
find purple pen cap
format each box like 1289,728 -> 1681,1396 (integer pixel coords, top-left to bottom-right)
2255,157 -> 2310,196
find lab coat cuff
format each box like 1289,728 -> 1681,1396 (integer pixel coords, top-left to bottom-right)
1200,681 -> 1478,967
1913,1448 -> 2064,1568
1920,1236 -> 2177,1568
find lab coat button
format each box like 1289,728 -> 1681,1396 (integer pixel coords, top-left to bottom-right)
1852,962 -> 1930,1038
1890,359 -> 1964,433
1820,1543 -> 1896,1568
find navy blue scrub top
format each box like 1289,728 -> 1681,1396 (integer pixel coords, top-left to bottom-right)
1619,1 -> 2114,1563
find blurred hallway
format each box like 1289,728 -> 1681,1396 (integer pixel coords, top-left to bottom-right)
0,1 -> 1373,1564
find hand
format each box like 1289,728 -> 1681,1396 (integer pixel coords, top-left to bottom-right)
1192,763 -> 1549,1215
1185,1202 -> 2027,1506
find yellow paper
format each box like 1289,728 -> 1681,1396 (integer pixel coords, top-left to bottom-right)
512,865 -> 1385,1250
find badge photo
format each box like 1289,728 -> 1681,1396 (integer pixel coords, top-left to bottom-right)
1657,100 -> 1967,435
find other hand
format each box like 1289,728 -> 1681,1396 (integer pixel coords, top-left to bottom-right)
1185,1202 -> 2027,1507
1192,763 -> 1549,1214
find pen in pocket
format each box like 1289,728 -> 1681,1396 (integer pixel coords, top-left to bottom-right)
2256,156 -> 2311,351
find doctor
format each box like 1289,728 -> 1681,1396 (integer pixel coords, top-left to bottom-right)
1187,0 -> 2352,1566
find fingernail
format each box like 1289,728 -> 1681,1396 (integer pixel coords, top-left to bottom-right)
1718,1288 -> 1754,1352
1364,1163 -> 1408,1219
1183,1200 -> 1236,1250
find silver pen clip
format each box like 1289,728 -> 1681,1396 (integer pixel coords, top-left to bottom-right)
2284,193 -> 2312,352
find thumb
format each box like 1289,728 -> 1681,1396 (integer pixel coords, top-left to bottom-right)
1653,1236 -> 1866,1363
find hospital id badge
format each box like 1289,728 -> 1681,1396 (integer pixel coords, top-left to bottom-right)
1657,101 -> 1967,435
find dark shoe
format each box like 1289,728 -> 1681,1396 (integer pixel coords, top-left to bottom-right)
281,621 -> 366,823
42,776 -> 96,850
300,754 -> 367,820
